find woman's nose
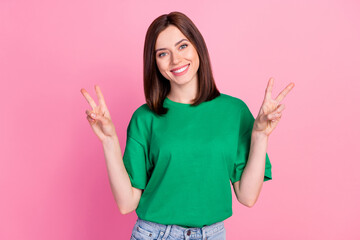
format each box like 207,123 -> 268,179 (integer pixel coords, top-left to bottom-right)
171,52 -> 181,65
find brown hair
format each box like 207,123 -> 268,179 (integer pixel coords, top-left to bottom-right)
143,11 -> 220,115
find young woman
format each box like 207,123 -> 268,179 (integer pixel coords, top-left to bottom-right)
81,11 -> 294,240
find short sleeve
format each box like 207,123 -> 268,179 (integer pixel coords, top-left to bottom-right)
122,107 -> 152,190
230,103 -> 272,184
122,135 -> 148,189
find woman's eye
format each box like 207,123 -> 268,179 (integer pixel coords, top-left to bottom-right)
158,52 -> 166,57
157,44 -> 187,57
180,44 -> 188,50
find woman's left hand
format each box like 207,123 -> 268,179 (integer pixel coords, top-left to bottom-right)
253,77 -> 295,136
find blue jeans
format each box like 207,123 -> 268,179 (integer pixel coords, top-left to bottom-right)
130,217 -> 226,240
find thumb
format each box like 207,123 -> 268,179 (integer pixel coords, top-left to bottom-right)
90,112 -> 109,125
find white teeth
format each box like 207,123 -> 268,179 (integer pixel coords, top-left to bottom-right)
173,64 -> 189,73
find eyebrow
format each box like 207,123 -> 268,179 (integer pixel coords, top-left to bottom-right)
155,39 -> 188,53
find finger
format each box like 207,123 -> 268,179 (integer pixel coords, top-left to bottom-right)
274,115 -> 282,121
268,105 -> 284,120
268,112 -> 282,121
81,88 -> 97,110
275,82 -> 295,104
86,115 -> 106,141
86,110 -> 108,124
86,109 -> 97,119
265,77 -> 274,100
95,113 -> 108,124
275,104 -> 285,113
264,104 -> 284,119
87,108 -> 108,121
271,115 -> 281,122
87,115 -> 96,124
95,85 -> 108,108
270,112 -> 282,121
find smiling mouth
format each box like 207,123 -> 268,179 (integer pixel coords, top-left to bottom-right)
171,64 -> 190,73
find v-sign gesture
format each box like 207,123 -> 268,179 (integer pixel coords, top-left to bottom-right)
253,78 -> 295,136
80,85 -> 117,142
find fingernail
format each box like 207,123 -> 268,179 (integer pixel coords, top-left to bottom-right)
91,113 -> 96,118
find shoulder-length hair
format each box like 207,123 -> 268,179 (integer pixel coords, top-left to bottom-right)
143,11 -> 220,116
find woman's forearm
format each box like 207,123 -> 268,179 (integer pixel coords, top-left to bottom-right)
102,135 -> 135,214
237,130 -> 269,207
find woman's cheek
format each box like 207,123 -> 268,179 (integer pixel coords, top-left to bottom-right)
188,50 -> 197,60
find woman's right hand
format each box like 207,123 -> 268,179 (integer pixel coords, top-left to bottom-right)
80,85 -> 117,143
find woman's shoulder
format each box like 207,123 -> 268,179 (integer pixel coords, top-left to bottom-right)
130,103 -> 153,121
126,103 -> 153,140
218,92 -> 248,110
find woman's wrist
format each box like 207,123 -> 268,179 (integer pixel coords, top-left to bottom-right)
251,130 -> 269,141
102,134 -> 119,146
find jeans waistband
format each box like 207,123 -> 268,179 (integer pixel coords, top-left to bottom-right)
135,217 -> 225,239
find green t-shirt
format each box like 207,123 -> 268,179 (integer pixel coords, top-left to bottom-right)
122,93 -> 272,228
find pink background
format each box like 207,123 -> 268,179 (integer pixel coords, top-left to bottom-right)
1,0 -> 360,239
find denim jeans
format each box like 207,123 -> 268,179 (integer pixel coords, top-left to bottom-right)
130,217 -> 226,240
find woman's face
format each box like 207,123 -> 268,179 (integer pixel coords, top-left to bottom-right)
155,25 -> 200,87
